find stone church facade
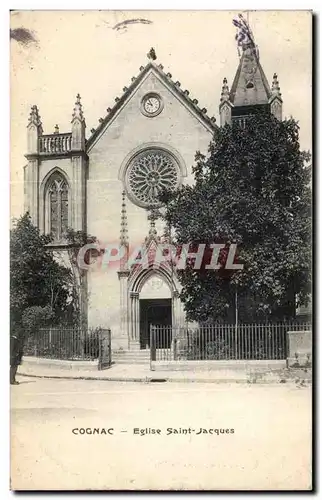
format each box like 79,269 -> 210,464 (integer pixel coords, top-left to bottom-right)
24,42 -> 283,351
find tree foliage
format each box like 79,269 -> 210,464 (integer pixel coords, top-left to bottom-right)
21,305 -> 53,337
161,113 -> 311,322
10,213 -> 72,331
10,214 -> 98,335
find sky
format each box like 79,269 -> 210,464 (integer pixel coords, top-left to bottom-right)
10,10 -> 312,220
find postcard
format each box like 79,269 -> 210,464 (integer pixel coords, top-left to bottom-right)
10,10 -> 312,491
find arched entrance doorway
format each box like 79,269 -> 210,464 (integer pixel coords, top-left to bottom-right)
128,269 -> 182,350
139,276 -> 172,349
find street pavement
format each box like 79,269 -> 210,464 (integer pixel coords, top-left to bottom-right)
18,357 -> 311,384
10,375 -> 312,491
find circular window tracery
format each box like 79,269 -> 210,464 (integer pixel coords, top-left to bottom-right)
125,149 -> 180,208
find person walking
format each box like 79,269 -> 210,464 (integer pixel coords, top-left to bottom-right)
10,332 -> 24,385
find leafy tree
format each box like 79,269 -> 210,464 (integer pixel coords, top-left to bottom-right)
161,113 -> 311,323
22,305 -> 53,337
10,213 -> 72,331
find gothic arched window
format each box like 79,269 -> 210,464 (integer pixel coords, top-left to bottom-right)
46,172 -> 69,240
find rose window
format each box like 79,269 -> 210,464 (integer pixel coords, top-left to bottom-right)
126,149 -> 180,207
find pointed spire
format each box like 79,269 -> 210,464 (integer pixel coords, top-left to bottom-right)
229,49 -> 271,106
271,73 -> 282,98
27,105 -> 42,154
146,208 -> 161,240
269,73 -> 283,120
71,93 -> 86,150
220,78 -> 230,102
72,93 -> 85,123
120,190 -> 129,246
230,16 -> 270,107
27,105 -> 42,131
219,78 -> 232,126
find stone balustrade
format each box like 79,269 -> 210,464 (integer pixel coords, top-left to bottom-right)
232,116 -> 248,129
39,133 -> 72,154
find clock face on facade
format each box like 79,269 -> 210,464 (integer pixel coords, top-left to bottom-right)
141,93 -> 163,117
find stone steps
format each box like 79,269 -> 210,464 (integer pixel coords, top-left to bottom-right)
113,351 -> 150,356
112,360 -> 150,365
112,350 -> 150,365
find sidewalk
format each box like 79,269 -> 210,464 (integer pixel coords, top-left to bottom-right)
18,358 -> 312,385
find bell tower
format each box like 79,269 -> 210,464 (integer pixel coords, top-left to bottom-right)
219,14 -> 283,125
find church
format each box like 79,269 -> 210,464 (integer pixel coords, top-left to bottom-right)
23,29 -> 283,352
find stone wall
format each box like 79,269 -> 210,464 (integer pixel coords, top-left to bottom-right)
287,330 -> 312,368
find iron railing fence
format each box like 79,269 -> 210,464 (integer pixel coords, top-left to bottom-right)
24,327 -> 111,365
150,323 -> 312,362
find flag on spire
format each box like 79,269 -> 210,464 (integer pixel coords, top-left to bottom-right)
232,13 -> 258,58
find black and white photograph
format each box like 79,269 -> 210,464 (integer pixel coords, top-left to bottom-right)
9,9 -> 312,491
